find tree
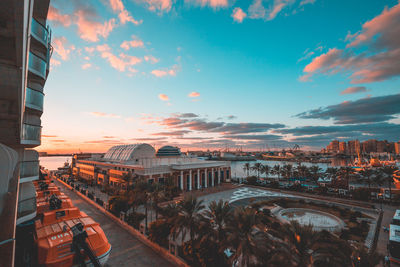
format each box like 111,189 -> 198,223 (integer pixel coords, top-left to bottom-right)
272,165 -> 281,180
243,163 -> 251,177
262,164 -> 271,178
171,195 -> 205,259
203,200 -> 232,244
309,166 -> 323,186
380,166 -> 398,203
338,167 -> 355,188
358,168 -> 375,194
252,162 -> 263,179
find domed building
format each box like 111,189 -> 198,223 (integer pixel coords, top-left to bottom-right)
72,143 -> 231,192
156,146 -> 181,157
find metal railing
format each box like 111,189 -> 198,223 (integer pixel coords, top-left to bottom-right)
25,87 -> 44,111
31,18 -> 49,47
22,124 -> 42,143
28,52 -> 47,79
20,161 -> 39,180
17,197 -> 36,219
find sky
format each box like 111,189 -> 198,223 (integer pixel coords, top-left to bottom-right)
38,0 -> 400,153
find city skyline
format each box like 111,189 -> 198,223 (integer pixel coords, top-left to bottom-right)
39,0 -> 400,153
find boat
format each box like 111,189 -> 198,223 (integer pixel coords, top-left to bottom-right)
36,194 -> 74,215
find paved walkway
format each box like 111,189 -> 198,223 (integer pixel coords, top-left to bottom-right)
54,180 -> 174,267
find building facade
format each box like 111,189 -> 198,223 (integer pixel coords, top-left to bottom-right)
72,144 -> 231,191
0,0 -> 52,265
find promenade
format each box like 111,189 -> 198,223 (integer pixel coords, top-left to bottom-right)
54,179 -> 174,267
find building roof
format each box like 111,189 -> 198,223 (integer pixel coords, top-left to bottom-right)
156,146 -> 181,157
103,144 -> 155,162
390,224 -> 400,242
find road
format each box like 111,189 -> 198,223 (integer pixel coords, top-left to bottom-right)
54,180 -> 174,267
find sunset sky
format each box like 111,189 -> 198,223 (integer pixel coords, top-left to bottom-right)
39,0 -> 400,153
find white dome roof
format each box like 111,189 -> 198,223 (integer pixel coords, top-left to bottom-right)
104,144 -> 155,162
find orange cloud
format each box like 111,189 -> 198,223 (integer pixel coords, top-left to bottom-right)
120,37 -> 145,50
340,86 -> 368,95
232,7 -> 247,23
141,0 -> 173,12
89,112 -> 121,118
188,92 -> 200,97
96,44 -> 142,72
109,0 -> 142,25
158,94 -> 169,101
75,10 -> 116,42
191,0 -> 228,8
82,63 -> 92,69
144,55 -> 159,64
151,65 -> 179,77
52,37 -> 75,60
48,6 -> 72,27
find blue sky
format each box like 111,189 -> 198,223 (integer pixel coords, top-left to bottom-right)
39,0 -> 400,153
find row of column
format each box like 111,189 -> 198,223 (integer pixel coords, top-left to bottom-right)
179,168 -> 226,191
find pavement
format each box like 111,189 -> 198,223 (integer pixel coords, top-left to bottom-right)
54,179 -> 174,267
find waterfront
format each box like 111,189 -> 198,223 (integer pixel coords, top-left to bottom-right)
39,156 -> 71,170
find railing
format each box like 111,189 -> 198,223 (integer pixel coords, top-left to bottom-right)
17,196 -> 36,220
20,161 -> 39,181
25,87 -> 44,111
21,124 -> 41,144
31,18 -> 48,47
28,52 -> 47,79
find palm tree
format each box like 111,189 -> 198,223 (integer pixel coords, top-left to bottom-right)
171,195 -> 205,258
359,168 -> 375,194
262,164 -> 271,178
325,167 -> 338,182
226,207 -> 265,266
338,166 -> 355,189
252,162 -> 263,179
203,200 -> 232,244
309,166 -> 323,186
380,166 -> 398,203
243,163 -> 251,177
272,165 -> 281,180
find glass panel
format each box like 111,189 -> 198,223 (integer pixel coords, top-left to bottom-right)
22,124 -> 41,142
20,161 -> 39,178
26,88 -> 44,111
17,197 -> 36,218
28,52 -> 46,79
31,18 -> 48,46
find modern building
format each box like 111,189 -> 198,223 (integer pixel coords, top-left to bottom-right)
395,142 -> 400,155
72,144 -> 231,191
0,0 -> 52,265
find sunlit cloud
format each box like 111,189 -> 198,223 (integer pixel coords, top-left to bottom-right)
48,6 -> 72,27
187,0 -> 229,8
96,44 -> 142,72
340,86 -> 368,95
52,37 -> 75,60
158,94 -> 169,101
144,55 -> 159,64
75,10 -> 116,42
109,0 -> 142,25
139,0 -> 173,12
151,65 -> 179,77
232,7 -> 247,23
188,92 -> 200,97
120,36 -> 145,50
89,112 -> 121,118
82,63 -> 92,69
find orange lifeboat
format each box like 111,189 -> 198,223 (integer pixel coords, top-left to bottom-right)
35,213 -> 111,266
37,189 -> 62,198
394,170 -> 400,190
36,195 -> 74,215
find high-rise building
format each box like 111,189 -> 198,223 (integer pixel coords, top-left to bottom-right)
0,0 -> 51,265
326,140 -> 339,153
347,139 -> 361,155
339,142 -> 347,154
395,142 -> 400,155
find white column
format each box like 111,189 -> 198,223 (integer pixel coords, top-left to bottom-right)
218,168 -> 221,184
197,169 -> 200,189
211,168 -> 215,187
189,170 -> 192,191
180,171 -> 184,190
204,168 -> 208,188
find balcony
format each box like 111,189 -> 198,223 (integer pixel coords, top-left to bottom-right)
28,52 -> 47,80
25,87 -> 44,112
31,18 -> 48,47
17,182 -> 37,225
21,124 -> 41,146
20,151 -> 39,182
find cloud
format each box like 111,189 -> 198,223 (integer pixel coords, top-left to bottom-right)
301,2 -> 400,83
227,115 -> 237,120
232,7 -> 247,23
158,94 -> 169,101
296,93 -> 400,124
177,113 -> 199,118
50,59 -> 61,69
85,47 -> 95,54
188,92 -> 200,97
139,0 -> 173,12
297,50 -> 315,63
151,65 -> 179,77
82,63 -> 92,69
152,130 -> 191,136
186,0 -> 228,8
109,0 -> 142,25
120,36 -> 145,50
248,0 -> 296,21
52,37 -> 75,60
144,55 -> 159,64
89,112 -> 121,118
340,86 -> 368,95
42,135 -> 58,138
75,9 -> 116,42
223,134 -> 283,141
96,44 -> 142,72
48,6 -> 72,27
299,0 -> 315,6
